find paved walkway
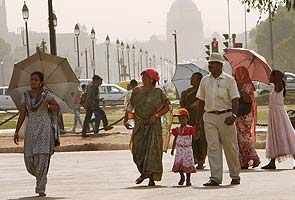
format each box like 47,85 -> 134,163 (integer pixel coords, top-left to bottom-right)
0,150 -> 294,200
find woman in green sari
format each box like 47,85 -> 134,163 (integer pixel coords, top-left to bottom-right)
180,72 -> 207,169
124,68 -> 170,186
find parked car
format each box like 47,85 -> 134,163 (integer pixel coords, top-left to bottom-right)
256,72 -> 295,95
0,86 -> 17,110
79,79 -> 128,105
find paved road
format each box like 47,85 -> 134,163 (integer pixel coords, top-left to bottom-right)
0,150 -> 294,200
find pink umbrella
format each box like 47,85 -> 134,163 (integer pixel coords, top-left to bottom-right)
224,48 -> 272,84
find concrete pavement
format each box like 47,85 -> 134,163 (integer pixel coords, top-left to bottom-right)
0,150 -> 294,200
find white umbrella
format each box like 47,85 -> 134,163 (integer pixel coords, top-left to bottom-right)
8,50 -> 79,113
172,63 -> 209,98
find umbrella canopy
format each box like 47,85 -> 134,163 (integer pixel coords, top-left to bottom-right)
172,63 -> 209,98
224,48 -> 272,84
8,50 -> 79,113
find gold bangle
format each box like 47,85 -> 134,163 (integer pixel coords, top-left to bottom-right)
155,113 -> 159,118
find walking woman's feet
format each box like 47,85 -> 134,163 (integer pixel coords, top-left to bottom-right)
135,174 -> 148,184
39,193 -> 46,197
186,180 -> 192,186
196,164 -> 205,170
293,166 -> 295,170
252,160 -> 261,168
241,165 -> 248,170
261,163 -> 276,169
148,179 -> 155,187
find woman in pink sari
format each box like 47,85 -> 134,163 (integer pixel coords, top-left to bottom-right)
234,67 -> 260,169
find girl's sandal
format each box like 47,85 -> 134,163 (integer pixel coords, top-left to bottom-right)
39,193 -> 46,197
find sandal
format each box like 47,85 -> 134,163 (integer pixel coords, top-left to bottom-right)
39,193 -> 46,197
148,179 -> 155,186
135,174 -> 148,184
252,160 -> 261,168
178,177 -> 185,186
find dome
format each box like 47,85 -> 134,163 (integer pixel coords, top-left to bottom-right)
169,0 -> 199,14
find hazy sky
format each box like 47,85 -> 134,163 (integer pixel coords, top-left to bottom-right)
5,0 -> 266,43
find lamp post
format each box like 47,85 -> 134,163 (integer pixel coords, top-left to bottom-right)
139,48 -> 143,73
48,0 -> 57,55
90,27 -> 96,75
268,2 -> 274,69
153,54 -> 156,69
74,24 -> 80,71
149,58 -> 152,68
84,49 -> 89,79
121,41 -> 125,80
132,45 -> 136,79
227,0 -> 232,47
160,57 -> 163,80
116,39 -> 121,82
105,35 -> 110,83
126,44 -> 131,80
145,50 -> 148,68
172,30 -> 178,74
22,2 -> 30,57
0,59 -> 4,86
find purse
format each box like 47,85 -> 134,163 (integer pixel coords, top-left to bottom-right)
48,111 -> 61,147
237,97 -> 252,117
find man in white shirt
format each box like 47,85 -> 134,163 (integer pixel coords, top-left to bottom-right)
196,53 -> 241,186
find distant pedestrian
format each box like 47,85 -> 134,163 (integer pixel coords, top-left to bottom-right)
81,75 -> 113,137
13,71 -> 60,197
180,72 -> 207,169
71,87 -> 83,133
171,108 -> 198,186
262,70 -> 295,170
234,67 -> 260,169
124,79 -> 138,111
196,53 -> 241,186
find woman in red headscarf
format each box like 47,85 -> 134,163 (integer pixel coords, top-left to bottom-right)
124,68 -> 170,186
234,66 -> 260,169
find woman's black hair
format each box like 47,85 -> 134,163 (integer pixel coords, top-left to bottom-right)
272,70 -> 286,97
31,71 -> 44,88
193,72 -> 203,80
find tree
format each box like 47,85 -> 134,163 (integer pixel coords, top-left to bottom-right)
251,7 -> 295,72
242,0 -> 295,17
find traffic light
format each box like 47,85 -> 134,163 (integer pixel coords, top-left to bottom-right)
211,38 -> 219,53
222,34 -> 229,53
205,44 -> 210,60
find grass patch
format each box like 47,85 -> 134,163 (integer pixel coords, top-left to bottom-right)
256,92 -> 295,106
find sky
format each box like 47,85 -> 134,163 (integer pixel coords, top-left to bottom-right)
5,0 -> 266,43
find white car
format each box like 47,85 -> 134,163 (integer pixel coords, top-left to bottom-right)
0,86 -> 17,110
79,79 -> 128,105
257,72 -> 295,95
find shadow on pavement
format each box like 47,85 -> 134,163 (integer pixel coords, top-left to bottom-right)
193,185 -> 236,190
8,197 -> 67,200
124,185 -> 168,190
240,169 -> 295,173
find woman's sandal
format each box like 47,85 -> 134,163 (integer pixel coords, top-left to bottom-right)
252,160 -> 261,168
135,175 -> 148,184
186,181 -> 192,186
148,180 -> 155,187
39,193 -> 46,197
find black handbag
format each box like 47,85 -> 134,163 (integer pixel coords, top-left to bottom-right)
237,97 -> 252,117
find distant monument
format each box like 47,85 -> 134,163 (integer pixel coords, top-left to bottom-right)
166,0 -> 205,62
0,0 -> 8,38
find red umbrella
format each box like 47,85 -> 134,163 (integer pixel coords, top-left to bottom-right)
224,48 -> 272,84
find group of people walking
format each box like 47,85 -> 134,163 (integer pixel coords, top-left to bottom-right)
12,52 -> 295,196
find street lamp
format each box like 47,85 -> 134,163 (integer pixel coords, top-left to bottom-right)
116,39 -> 121,82
105,35 -> 110,83
145,50 -> 148,68
121,41 -> 125,80
132,45 -> 136,79
139,48 -> 143,73
74,24 -> 80,72
153,54 -> 156,69
160,57 -> 163,80
172,30 -> 178,74
22,1 -> 30,57
149,57 -> 152,68
0,59 -> 4,86
53,12 -> 57,27
91,27 -> 96,75
126,44 -> 131,80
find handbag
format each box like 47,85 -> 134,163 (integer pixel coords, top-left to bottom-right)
48,111 -> 61,147
237,97 -> 252,117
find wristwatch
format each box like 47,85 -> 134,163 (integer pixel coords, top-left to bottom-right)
232,114 -> 237,119
155,113 -> 159,118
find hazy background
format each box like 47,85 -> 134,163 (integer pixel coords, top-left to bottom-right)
6,0 -> 264,42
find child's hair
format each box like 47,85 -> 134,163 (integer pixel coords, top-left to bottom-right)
271,70 -> 286,97
193,72 -> 203,80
